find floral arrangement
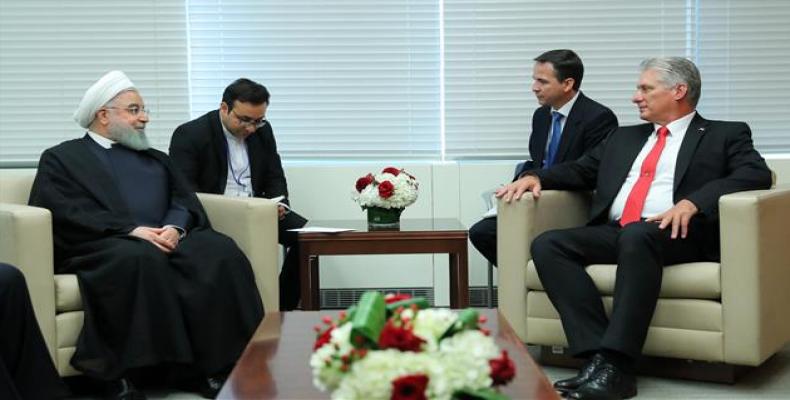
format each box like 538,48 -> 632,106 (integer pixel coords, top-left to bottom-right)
310,291 -> 516,400
353,167 -> 419,210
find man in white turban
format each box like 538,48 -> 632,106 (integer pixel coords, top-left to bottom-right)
29,71 -> 264,400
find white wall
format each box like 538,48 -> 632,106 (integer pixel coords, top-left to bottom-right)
284,157 -> 790,306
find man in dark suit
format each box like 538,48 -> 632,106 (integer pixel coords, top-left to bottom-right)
498,57 -> 772,400
170,78 -> 308,311
469,49 -> 617,266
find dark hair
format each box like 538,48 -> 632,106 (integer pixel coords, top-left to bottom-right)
534,49 -> 584,91
222,78 -> 270,110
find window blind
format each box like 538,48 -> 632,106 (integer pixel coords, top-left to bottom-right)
187,0 -> 441,160
694,0 -> 790,154
443,0 -> 689,159
0,0 -> 189,166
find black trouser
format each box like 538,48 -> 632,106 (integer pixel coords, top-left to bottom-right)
469,217 -> 498,266
530,221 -> 709,359
278,211 -> 308,310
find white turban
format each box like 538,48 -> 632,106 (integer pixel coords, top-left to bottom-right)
73,70 -> 136,129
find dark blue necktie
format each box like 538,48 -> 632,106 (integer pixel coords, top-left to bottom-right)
543,111 -> 563,168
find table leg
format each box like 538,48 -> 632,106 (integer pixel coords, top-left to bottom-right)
449,248 -> 469,308
299,248 -> 317,310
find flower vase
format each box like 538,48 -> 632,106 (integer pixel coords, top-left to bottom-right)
367,206 -> 403,229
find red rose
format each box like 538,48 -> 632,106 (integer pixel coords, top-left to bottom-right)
391,374 -> 429,400
378,180 -> 395,198
356,173 -> 375,192
378,321 -> 425,352
382,167 -> 401,176
313,326 -> 334,350
384,293 -> 413,304
489,350 -> 516,386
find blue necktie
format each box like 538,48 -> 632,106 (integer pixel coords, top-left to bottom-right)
543,111 -> 563,168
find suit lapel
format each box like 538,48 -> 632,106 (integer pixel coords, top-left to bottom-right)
210,111 -> 230,192
556,94 -> 587,162
245,133 -> 263,196
673,114 -> 708,192
532,107 -> 551,167
611,124 -> 654,189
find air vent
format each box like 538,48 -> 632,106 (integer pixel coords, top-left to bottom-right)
318,286 -> 497,309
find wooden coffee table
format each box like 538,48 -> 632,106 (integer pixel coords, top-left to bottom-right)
218,309 -> 561,399
297,218 -> 469,310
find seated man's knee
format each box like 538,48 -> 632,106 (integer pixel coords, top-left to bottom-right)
469,219 -> 494,245
0,263 -> 26,287
531,230 -> 564,263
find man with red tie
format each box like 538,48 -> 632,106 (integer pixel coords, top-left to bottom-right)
497,57 -> 772,400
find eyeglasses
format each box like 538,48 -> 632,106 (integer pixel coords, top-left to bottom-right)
231,109 -> 267,129
104,105 -> 150,117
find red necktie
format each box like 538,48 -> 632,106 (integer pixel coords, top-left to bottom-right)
619,126 -> 670,226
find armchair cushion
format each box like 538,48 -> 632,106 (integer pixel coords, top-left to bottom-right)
526,261 -> 721,299
54,274 -> 82,312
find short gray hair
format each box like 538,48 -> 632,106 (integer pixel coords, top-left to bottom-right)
640,57 -> 701,107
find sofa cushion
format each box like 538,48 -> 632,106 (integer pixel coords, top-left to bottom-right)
526,261 -> 721,299
54,274 -> 83,312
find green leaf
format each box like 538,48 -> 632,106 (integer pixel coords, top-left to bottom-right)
349,291 -> 386,348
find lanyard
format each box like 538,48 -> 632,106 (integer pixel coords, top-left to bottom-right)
223,136 -> 250,191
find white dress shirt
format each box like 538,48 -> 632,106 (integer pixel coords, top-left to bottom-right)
609,111 -> 697,222
221,124 -> 253,198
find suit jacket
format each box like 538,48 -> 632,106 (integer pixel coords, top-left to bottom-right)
533,114 -> 773,257
514,91 -> 618,179
169,110 -> 290,204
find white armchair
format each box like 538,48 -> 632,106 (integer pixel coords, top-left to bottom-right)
497,187 -> 790,373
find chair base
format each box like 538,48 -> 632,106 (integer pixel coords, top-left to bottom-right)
531,345 -> 755,384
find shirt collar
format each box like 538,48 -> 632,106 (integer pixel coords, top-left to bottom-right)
86,130 -> 116,149
552,91 -> 580,117
654,110 -> 697,136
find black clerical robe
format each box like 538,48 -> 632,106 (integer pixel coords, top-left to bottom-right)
1,263 -> 68,399
28,135 -> 264,380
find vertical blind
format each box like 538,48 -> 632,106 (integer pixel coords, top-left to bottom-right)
0,0 -> 189,166
188,0 -> 442,160
444,0 -> 688,159
0,1 -> 789,166
694,0 -> 790,153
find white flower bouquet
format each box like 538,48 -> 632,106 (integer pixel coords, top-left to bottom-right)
310,292 -> 516,400
352,167 -> 419,210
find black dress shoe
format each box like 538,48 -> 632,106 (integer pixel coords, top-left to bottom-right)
554,353 -> 606,393
567,362 -> 637,400
106,378 -> 146,400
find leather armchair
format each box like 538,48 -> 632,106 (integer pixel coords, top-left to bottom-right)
497,187 -> 790,366
0,169 -> 280,376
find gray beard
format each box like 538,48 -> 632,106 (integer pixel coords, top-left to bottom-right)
108,121 -> 150,151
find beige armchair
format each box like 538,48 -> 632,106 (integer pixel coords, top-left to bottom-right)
0,169 -> 280,376
497,187 -> 790,371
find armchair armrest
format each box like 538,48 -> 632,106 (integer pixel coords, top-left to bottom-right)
197,193 -> 281,312
0,203 -> 57,360
720,186 -> 790,365
496,190 -> 591,339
